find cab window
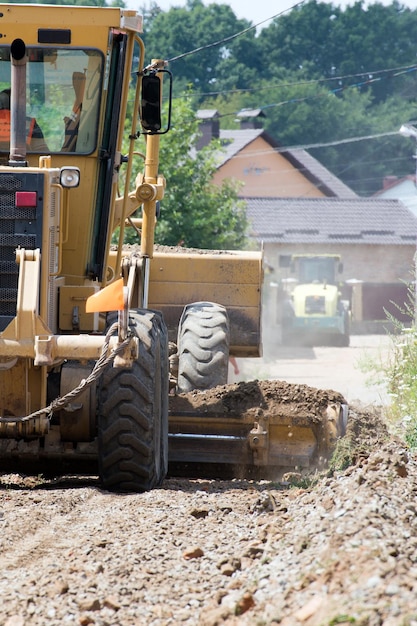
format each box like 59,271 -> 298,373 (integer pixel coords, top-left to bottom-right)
0,46 -> 103,154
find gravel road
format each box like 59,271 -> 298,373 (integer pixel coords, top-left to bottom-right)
2,334 -> 416,626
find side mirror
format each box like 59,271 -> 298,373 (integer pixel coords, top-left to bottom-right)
141,73 -> 161,133
140,70 -> 172,135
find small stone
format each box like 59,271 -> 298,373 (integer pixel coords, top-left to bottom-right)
385,583 -> 400,596
243,543 -> 264,559
103,595 -> 121,610
189,508 -> 209,519
366,576 -> 382,588
220,558 -> 241,576
183,546 -> 204,560
78,597 -> 101,611
79,616 -> 95,626
396,464 -> 408,477
235,591 -> 255,615
294,596 -> 324,621
53,579 -> 69,596
357,472 -> 366,485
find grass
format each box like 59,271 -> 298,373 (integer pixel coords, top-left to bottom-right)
327,436 -> 356,473
358,281 -> 417,448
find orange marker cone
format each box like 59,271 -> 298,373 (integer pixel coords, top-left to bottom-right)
86,278 -> 125,313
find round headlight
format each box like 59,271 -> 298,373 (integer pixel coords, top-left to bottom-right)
60,167 -> 80,188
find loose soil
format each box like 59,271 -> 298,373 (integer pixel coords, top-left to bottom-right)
170,379 -> 346,418
0,378 -> 415,626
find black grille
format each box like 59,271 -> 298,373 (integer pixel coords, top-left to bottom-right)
305,295 -> 326,314
0,175 -> 23,191
0,172 -> 43,331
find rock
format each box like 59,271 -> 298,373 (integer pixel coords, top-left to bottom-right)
294,595 -> 324,621
51,579 -> 69,596
103,595 -> 121,610
217,557 -> 241,576
78,597 -> 101,611
189,508 -> 210,519
183,546 -> 204,560
235,591 -> 255,615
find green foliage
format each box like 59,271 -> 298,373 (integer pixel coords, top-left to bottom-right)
123,95 -> 248,250
257,0 -> 417,103
155,96 -> 248,248
382,326 -> 417,448
140,0 -> 256,98
328,617 -> 357,625
257,1 -> 343,79
359,283 -> 417,448
141,0 -> 417,196
328,436 -> 356,474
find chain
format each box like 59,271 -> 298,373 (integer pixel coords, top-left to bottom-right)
0,323 -> 132,424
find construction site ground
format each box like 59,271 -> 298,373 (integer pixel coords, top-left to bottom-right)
1,334 -> 416,626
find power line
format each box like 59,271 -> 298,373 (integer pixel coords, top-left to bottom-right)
223,130 -> 404,159
180,63 -> 417,101
166,1 -> 305,64
218,129 -> 417,188
155,0 -> 417,130
170,61 -> 417,124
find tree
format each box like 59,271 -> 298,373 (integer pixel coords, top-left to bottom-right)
130,95 -> 249,249
258,0 -> 417,104
258,1 -> 341,79
140,0 -> 257,98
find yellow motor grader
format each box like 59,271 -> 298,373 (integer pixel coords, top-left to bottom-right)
0,4 -> 346,491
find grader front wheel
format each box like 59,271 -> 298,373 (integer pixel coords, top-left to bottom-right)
97,310 -> 169,492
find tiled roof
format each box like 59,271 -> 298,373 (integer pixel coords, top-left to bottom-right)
282,148 -> 357,198
219,129 -> 264,164
245,197 -> 417,245
217,129 -> 357,198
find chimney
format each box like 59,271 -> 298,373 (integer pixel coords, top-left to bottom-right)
196,109 -> 220,150
236,108 -> 266,130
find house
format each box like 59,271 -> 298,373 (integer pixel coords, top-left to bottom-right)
374,175 -> 417,217
197,109 -> 357,199
196,110 -> 417,329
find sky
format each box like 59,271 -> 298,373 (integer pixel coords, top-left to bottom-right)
132,0 -> 417,27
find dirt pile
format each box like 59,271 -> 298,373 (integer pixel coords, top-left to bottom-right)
170,379 -> 346,419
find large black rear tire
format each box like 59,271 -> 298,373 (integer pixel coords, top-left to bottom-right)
98,309 -> 169,492
177,301 -> 229,392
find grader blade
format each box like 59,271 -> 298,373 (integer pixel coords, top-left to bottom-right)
168,380 -> 348,471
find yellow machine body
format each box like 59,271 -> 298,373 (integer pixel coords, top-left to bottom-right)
0,5 -> 343,489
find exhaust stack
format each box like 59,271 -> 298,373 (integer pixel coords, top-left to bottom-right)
9,38 -> 28,166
